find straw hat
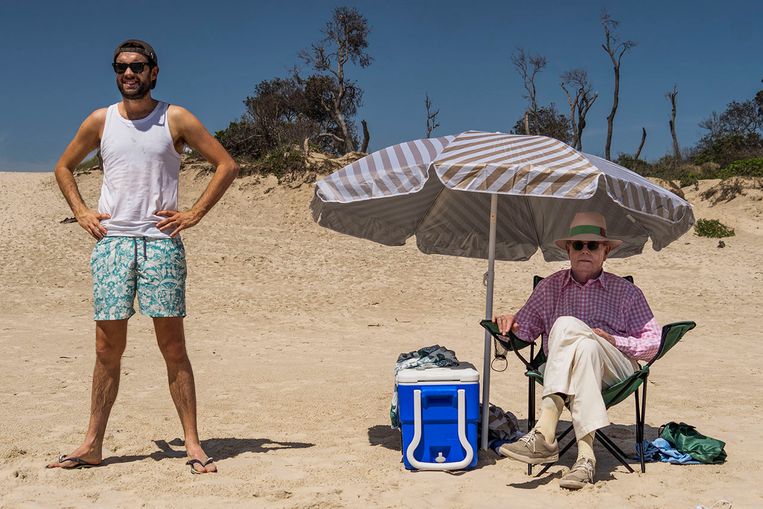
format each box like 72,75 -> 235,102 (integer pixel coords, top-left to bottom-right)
554,211 -> 623,250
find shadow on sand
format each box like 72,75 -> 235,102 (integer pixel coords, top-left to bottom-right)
367,424 -> 500,472
367,425 -> 401,451
507,420 -> 662,488
102,437 -> 315,466
367,419 -> 659,480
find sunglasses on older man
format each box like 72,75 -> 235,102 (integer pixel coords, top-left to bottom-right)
569,240 -> 602,251
112,62 -> 151,74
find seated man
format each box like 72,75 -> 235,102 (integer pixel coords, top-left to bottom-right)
494,211 -> 660,490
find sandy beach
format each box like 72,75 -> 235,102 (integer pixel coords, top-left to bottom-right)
1,168 -> 762,508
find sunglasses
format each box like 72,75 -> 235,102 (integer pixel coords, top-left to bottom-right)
570,240 -> 602,251
112,62 -> 151,74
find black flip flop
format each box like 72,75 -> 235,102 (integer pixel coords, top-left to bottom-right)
186,457 -> 216,475
49,455 -> 99,469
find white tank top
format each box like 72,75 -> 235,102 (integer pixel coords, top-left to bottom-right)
98,101 -> 181,238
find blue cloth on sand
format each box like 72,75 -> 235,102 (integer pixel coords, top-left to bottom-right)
635,438 -> 700,464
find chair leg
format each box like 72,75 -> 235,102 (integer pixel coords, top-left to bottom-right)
555,423 -> 574,443
635,387 -> 643,472
527,378 -> 535,476
596,430 -> 635,473
640,377 -> 648,473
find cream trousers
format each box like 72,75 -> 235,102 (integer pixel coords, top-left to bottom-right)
540,316 -> 639,441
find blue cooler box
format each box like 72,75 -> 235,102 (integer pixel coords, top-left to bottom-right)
397,363 -> 480,471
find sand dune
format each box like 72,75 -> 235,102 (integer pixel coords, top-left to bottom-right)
0,169 -> 761,508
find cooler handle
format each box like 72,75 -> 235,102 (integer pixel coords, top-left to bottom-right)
421,390 -> 455,406
405,389 -> 474,471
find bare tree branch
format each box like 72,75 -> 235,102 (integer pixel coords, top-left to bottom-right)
360,119 -> 370,152
425,93 -> 440,137
634,127 -> 647,160
512,48 -> 547,131
601,9 -> 637,160
301,6 -> 372,153
577,90 -> 598,151
316,132 -> 346,143
561,68 -> 596,150
666,85 -> 681,161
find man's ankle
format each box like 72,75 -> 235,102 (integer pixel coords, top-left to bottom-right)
184,439 -> 204,452
81,437 -> 103,452
536,428 -> 556,445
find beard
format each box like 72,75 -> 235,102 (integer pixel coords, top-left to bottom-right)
117,76 -> 151,99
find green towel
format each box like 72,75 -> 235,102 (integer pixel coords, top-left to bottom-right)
659,421 -> 727,464
390,345 -> 460,428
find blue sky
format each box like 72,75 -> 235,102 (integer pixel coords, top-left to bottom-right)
1,0 -> 761,171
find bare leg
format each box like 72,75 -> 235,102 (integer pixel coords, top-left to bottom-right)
153,317 -> 216,473
48,320 -> 128,468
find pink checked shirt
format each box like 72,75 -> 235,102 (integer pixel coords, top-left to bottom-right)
513,269 -> 662,362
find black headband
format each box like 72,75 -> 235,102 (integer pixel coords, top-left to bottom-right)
113,39 -> 158,66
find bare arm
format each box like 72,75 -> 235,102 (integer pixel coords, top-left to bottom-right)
157,106 -> 239,237
54,109 -> 110,240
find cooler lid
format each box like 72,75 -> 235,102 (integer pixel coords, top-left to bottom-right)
396,362 -> 480,384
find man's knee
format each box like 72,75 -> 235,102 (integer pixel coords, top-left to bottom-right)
550,316 -> 586,332
573,337 -> 601,362
548,316 -> 587,347
95,336 -> 126,365
158,337 -> 188,364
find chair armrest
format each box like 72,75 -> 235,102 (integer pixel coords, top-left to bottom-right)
481,319 -> 540,371
480,319 -> 534,351
647,320 -> 697,366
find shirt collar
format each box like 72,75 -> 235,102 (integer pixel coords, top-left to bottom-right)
563,269 -> 608,289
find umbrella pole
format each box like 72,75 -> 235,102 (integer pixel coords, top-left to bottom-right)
481,194 -> 498,450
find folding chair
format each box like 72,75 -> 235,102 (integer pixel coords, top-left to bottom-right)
480,275 -> 696,475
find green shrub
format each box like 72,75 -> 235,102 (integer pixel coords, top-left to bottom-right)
716,157 -> 763,179
699,178 -> 749,204
699,161 -> 721,175
614,154 -> 650,175
215,120 -> 260,159
75,152 -> 101,173
678,173 -> 699,188
259,146 -> 307,177
693,133 -> 763,168
695,219 -> 735,238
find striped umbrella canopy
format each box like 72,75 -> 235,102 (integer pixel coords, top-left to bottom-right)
311,130 -> 694,262
310,130 -> 694,450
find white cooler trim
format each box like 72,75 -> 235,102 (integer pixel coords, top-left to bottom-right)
396,363 -> 479,384
405,388 -> 474,471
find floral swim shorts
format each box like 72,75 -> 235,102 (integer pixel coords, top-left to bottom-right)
90,236 -> 187,320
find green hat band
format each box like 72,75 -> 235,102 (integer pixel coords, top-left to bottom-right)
569,225 -> 606,237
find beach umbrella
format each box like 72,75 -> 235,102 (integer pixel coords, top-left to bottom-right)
310,130 -> 695,450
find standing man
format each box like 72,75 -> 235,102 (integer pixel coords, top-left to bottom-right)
48,39 -> 239,474
494,212 -> 661,490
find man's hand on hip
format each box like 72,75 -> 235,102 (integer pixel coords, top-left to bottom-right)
76,208 -> 110,240
156,209 -> 203,237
